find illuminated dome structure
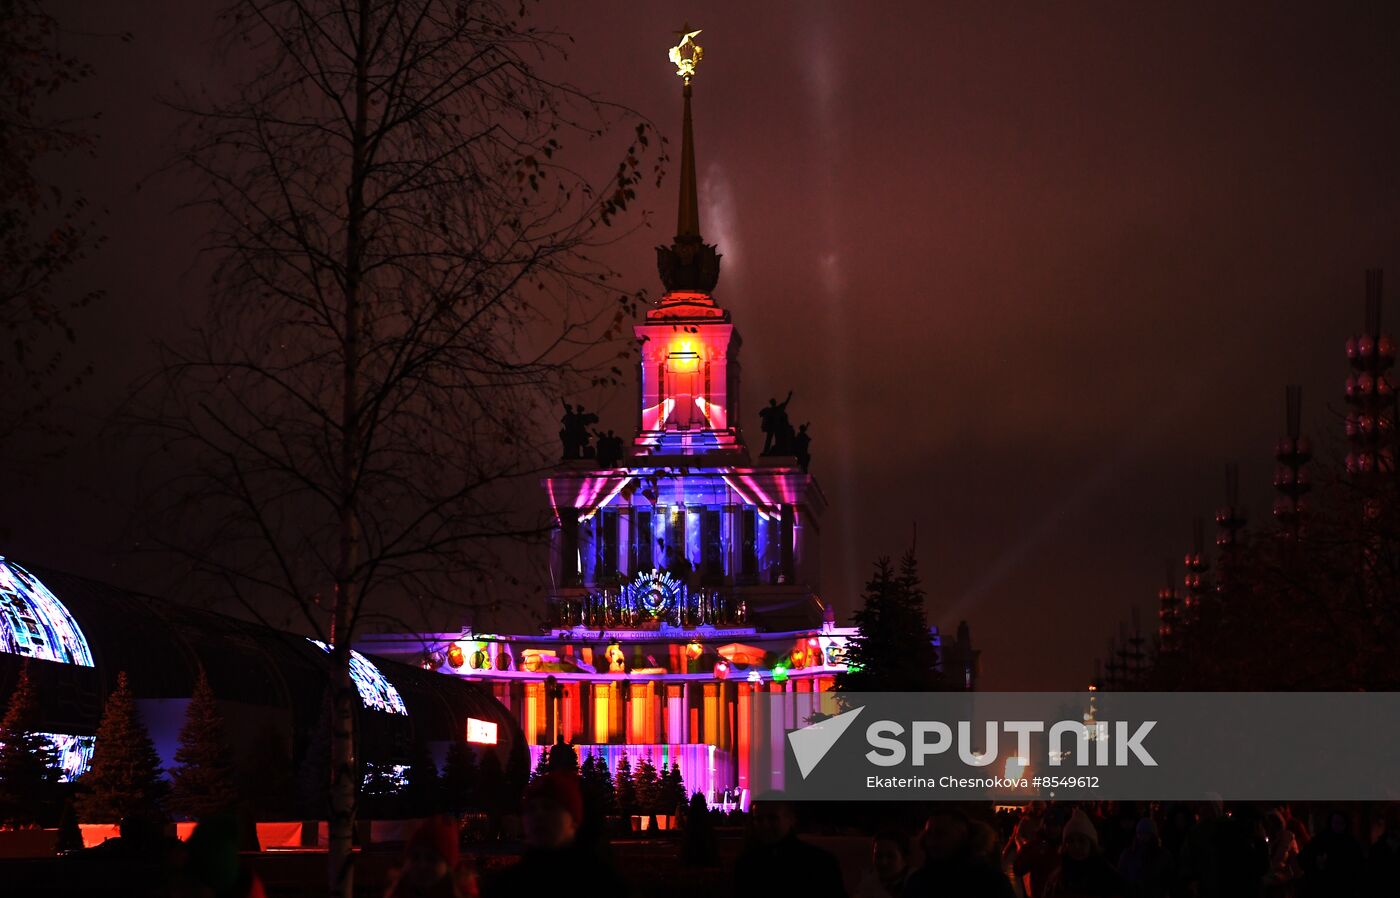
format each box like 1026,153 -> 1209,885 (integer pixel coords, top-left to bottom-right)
0,558 -> 94,667
358,29 -> 975,807
0,559 -> 520,791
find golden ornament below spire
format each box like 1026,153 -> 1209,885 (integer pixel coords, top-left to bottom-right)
669,26 -> 703,84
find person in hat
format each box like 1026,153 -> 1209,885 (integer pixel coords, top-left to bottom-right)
1116,816 -> 1171,898
1043,809 -> 1126,898
387,815 -> 474,898
482,770 -> 625,898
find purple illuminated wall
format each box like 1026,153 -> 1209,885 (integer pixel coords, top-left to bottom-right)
532,742 -> 733,804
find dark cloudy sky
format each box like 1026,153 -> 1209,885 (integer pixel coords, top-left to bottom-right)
7,1 -> 1400,689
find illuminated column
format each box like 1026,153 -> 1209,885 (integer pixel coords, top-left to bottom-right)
1273,385 -> 1311,542
592,682 -> 611,743
724,503 -> 741,583
611,681 -> 627,744
780,504 -> 796,582
619,508 -> 633,576
558,514 -> 580,587
667,684 -> 685,743
650,681 -> 663,744
736,682 -> 751,792
703,683 -> 720,745
682,681 -> 694,742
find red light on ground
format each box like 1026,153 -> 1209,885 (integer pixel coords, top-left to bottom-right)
467,717 -> 498,745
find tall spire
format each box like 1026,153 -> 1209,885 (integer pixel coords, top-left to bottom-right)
671,26 -> 702,240
657,26 -> 721,295
677,81 -> 700,239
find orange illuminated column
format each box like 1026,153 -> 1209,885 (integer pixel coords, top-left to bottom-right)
524,683 -> 542,745
629,681 -> 649,743
703,683 -> 720,748
593,682 -> 611,744
561,683 -> 579,742
650,682 -> 663,744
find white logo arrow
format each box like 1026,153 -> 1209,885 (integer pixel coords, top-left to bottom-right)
787,706 -> 865,779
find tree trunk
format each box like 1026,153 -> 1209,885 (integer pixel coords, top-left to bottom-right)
328,4 -> 370,895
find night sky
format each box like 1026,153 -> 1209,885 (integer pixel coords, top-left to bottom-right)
8,2 -> 1400,689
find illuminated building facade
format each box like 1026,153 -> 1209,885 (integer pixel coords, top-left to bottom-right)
358,30 -> 974,805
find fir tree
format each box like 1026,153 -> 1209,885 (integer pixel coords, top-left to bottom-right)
441,740 -> 477,814
168,670 -> 237,820
531,745 -> 551,783
75,672 -> 168,823
660,763 -> 686,814
614,753 -> 637,816
0,660 -> 60,826
579,752 -> 614,819
478,750 -> 506,816
505,737 -> 530,810
634,758 -> 660,815
295,690 -> 333,818
402,736 -> 441,817
836,552 -> 943,693
241,722 -> 292,820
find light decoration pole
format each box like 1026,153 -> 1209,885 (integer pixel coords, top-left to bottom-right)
1273,385 -> 1311,542
1214,462 -> 1247,599
1344,270 -> 1396,499
1158,560 -> 1180,650
1182,517 -> 1210,621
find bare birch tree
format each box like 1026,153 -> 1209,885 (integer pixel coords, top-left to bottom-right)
139,1 -> 658,893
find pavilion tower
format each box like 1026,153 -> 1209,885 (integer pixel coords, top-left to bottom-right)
634,27 -> 743,457
541,27 -> 827,631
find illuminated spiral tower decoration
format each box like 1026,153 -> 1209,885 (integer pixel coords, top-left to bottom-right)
1182,517 -> 1210,619
1273,385 -> 1311,541
1344,269 -> 1396,492
1157,559 -> 1180,650
1214,462 -> 1246,597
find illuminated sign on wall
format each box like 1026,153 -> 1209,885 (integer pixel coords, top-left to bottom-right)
467,717 -> 498,745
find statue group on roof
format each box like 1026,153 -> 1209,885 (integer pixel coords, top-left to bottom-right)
759,391 -> 813,471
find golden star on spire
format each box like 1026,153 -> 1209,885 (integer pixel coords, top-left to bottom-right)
669,25 -> 703,84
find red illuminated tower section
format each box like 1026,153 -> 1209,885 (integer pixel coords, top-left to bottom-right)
635,54 -> 741,457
